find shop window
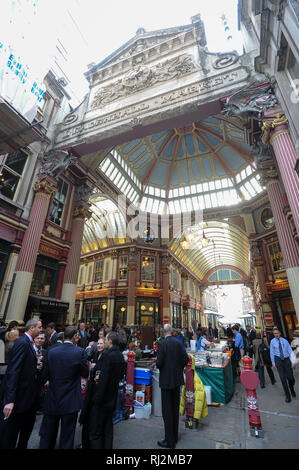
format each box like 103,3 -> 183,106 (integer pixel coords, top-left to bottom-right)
268,242 -> 284,272
94,260 -> 104,283
0,240 -> 11,289
285,45 -> 299,99
78,266 -> 84,285
87,265 -> 93,284
30,255 -> 58,297
104,261 -> 110,281
49,178 -> 68,226
0,150 -> 28,200
119,255 -> 128,280
82,299 -> 108,324
172,303 -> 181,329
142,256 -> 155,281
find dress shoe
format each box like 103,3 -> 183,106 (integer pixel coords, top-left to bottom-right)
157,440 -> 175,449
271,380 -> 276,385
285,396 -> 291,403
261,385 -> 265,389
290,389 -> 296,398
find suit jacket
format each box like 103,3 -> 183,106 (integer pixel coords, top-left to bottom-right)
78,330 -> 89,349
92,346 -> 126,412
156,335 -> 189,389
43,342 -> 89,415
0,334 -> 41,413
49,331 -> 58,346
247,329 -> 256,345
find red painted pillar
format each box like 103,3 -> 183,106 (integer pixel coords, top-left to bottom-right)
55,262 -> 67,299
6,176 -> 57,322
262,113 -> 299,236
61,202 -> 91,321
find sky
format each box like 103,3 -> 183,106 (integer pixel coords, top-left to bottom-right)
215,284 -> 244,324
1,0 -> 243,105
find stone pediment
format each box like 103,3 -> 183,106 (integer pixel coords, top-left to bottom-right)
85,16 -> 206,82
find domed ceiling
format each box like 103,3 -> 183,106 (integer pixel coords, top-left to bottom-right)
98,115 -> 264,213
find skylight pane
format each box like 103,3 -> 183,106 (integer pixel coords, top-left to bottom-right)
152,199 -> 159,213
191,185 -> 197,194
174,200 -> 181,213
209,181 -> 215,191
197,184 -> 203,193
215,180 -> 221,189
186,198 -> 193,211
217,191 -> 225,206
222,179 -> 228,188
240,186 -> 251,200
169,201 -> 175,214
140,197 -> 147,211
204,193 -> 212,208
211,193 -> 218,207
185,187 -> 190,196
192,196 -> 199,210
203,182 -> 209,192
179,187 -> 185,196
173,188 -> 179,198
168,190 -> 173,198
198,195 -> 205,210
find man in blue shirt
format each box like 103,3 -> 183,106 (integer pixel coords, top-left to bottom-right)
270,328 -> 296,403
232,325 -> 244,360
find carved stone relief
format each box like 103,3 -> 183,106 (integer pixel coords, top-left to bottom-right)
38,150 -> 77,178
91,54 -> 198,109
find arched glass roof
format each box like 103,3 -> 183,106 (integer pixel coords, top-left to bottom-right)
170,220 -> 249,280
82,195 -> 131,254
98,116 -> 265,214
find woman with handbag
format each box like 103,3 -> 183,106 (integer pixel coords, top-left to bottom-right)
252,333 -> 276,388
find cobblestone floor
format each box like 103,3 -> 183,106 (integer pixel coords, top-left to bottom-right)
27,363 -> 299,450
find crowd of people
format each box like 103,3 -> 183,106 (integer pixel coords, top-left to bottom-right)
0,317 -> 296,449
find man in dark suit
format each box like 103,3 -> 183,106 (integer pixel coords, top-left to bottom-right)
0,318 -> 43,449
39,326 -> 89,449
77,321 -> 89,349
45,322 -> 58,348
156,323 -> 189,449
246,325 -> 256,357
88,331 -> 126,449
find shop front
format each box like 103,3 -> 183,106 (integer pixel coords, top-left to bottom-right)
25,295 -> 69,329
171,302 -> 182,329
273,290 -> 298,340
114,297 -> 127,327
82,298 -> 108,325
30,254 -> 59,297
0,240 -> 11,289
135,297 -> 160,329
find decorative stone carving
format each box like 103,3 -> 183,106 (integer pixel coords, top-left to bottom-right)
250,141 -> 274,166
38,150 -> 77,178
75,184 -> 94,203
222,83 -> 279,120
91,54 -> 198,109
206,51 -> 239,69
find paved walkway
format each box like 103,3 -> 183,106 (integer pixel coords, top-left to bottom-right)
27,362 -> 299,450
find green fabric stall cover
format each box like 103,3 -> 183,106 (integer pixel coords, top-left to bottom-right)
195,360 -> 233,404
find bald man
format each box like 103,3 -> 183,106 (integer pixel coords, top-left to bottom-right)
156,324 -> 188,449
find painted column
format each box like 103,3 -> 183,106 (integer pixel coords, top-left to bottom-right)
55,262 -> 67,299
6,177 -> 56,323
262,113 -> 299,237
127,253 -> 137,326
265,177 -> 299,318
161,256 -> 170,324
250,243 -> 273,330
61,202 -> 91,323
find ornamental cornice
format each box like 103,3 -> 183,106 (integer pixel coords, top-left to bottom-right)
34,179 -> 57,198
261,113 -> 288,144
73,206 -> 92,219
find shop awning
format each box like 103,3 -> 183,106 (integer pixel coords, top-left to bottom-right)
0,98 -> 44,154
28,295 -> 69,310
204,309 -> 224,317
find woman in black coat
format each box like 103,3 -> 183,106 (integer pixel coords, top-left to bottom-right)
80,338 -> 106,448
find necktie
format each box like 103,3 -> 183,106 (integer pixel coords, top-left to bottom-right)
278,339 -> 284,360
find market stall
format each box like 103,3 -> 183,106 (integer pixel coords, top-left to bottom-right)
190,341 -> 234,404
